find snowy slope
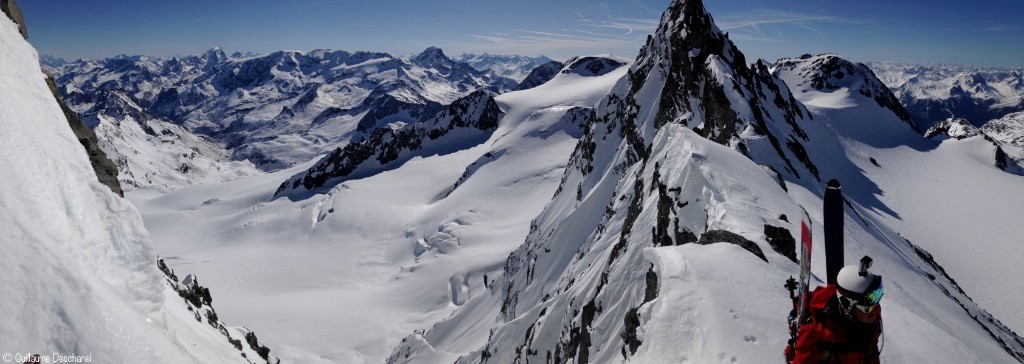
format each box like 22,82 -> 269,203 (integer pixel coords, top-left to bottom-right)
53,47 -> 515,171
0,15 -> 275,363
77,88 -> 261,191
92,112 -> 261,191
387,1 -> 1024,363
127,58 -> 630,363
777,55 -> 1024,341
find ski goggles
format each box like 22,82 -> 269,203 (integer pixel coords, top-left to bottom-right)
863,277 -> 884,306
839,277 -> 884,313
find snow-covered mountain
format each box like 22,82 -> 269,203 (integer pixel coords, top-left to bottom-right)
924,118 -> 1024,174
275,90 -> 504,198
513,60 -> 564,91
456,53 -> 554,82
0,13 -> 279,363
51,46 -> 517,171
383,0 -> 1024,362
775,54 -> 918,133
868,62 -> 1024,129
924,117 -> 982,140
81,89 -> 261,191
39,53 -> 68,68
983,111 -> 1024,164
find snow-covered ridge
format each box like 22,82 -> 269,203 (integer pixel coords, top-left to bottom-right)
157,260 -> 282,363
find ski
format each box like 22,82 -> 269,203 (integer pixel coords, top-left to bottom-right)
796,205 -> 813,333
786,205 -> 814,345
824,179 -> 844,285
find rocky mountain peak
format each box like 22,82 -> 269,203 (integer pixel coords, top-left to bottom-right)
412,46 -> 450,64
513,60 -> 565,91
925,117 -> 981,140
86,89 -> 151,122
662,0 -> 721,38
561,56 -> 627,77
202,46 -> 227,64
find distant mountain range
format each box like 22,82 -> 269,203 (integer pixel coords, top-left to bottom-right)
46,47 -> 551,189
455,53 -> 554,82
868,62 -> 1024,130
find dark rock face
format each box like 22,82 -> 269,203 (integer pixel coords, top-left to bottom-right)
43,70 -> 124,197
561,56 -> 626,77
355,92 -> 444,132
275,90 -> 504,198
764,224 -> 797,262
697,230 -> 767,262
1,0 -> 27,39
514,61 -> 565,91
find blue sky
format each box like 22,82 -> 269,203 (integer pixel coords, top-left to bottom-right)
18,0 -> 1024,67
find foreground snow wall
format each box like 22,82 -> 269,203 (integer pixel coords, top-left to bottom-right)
0,15 -> 251,363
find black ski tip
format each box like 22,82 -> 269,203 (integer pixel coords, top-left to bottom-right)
826,179 -> 841,190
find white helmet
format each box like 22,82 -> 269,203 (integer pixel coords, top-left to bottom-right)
836,256 -> 883,306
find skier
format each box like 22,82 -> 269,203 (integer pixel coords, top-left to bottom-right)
786,256 -> 884,363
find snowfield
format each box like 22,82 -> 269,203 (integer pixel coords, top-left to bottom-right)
128,60 -> 630,363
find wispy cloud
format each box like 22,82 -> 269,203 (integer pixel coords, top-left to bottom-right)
440,8 -> 658,58
574,4 -> 660,37
714,10 -> 872,43
983,24 -> 1023,32
627,0 -> 662,16
719,16 -> 836,31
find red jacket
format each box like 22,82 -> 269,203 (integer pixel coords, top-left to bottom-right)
788,285 -> 882,364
